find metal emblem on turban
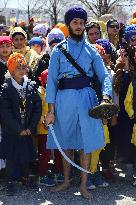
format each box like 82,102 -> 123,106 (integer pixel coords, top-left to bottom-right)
88,102 -> 119,119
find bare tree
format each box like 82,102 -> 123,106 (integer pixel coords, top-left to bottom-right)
77,0 -> 119,17
19,0 -> 45,22
42,0 -> 70,26
113,4 -> 128,23
0,0 -> 8,24
0,0 -> 8,11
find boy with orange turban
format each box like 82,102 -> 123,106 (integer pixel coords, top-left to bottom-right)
0,52 -> 42,195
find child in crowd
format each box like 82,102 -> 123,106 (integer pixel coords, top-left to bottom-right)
95,40 -> 119,180
113,25 -> 136,181
33,24 -> 47,39
87,44 -> 110,190
29,36 -> 50,87
0,36 -> 13,176
30,36 -> 50,87
10,26 -> 39,72
124,48 -> 136,185
87,42 -> 119,189
29,37 -> 43,55
124,77 -> 136,185
37,70 -> 63,186
0,53 -> 42,195
95,39 -> 119,106
34,28 -> 65,87
0,36 -> 12,89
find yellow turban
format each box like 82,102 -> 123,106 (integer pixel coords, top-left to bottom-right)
95,20 -> 106,33
129,18 -> 136,25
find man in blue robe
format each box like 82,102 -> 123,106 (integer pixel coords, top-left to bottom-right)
45,6 -> 112,199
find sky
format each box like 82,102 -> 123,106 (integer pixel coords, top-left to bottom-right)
6,0 -> 136,12
6,0 -> 136,19
7,0 -> 20,8
3,0 -> 136,24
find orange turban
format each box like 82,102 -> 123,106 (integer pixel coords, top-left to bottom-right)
133,11 -> 136,18
7,52 -> 27,74
54,23 -> 69,37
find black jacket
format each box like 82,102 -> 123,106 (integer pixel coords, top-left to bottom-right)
0,59 -> 7,90
34,53 -> 50,86
0,78 -> 42,136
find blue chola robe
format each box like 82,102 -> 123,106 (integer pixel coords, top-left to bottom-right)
46,37 -> 112,154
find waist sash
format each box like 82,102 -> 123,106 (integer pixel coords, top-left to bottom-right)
58,76 -> 91,90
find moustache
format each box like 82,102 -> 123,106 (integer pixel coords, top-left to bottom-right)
75,29 -> 82,32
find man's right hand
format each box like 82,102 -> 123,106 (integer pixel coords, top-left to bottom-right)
43,112 -> 55,127
20,130 -> 27,136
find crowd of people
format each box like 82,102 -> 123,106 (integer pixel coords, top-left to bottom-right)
0,5 -> 136,200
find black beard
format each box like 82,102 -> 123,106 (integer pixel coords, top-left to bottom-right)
69,26 -> 84,42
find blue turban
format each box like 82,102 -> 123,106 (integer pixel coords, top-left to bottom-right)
95,39 -> 112,54
46,28 -> 65,47
125,24 -> 136,42
29,37 -> 43,47
64,6 -> 87,26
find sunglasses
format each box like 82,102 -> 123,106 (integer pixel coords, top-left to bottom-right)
109,25 -> 119,29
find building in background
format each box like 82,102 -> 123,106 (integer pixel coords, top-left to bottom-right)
0,7 -> 50,26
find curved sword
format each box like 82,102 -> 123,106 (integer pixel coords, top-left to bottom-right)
48,124 -> 91,174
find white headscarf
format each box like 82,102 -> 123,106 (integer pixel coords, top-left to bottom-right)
33,24 -> 47,36
46,28 -> 65,54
